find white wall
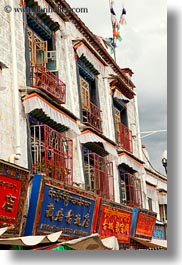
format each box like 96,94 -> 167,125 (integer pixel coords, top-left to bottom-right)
0,0 -> 27,168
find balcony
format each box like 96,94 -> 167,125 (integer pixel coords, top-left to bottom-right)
31,66 -> 66,104
82,101 -> 102,132
31,124 -> 73,184
120,173 -> 142,207
83,151 -> 114,200
116,122 -> 133,153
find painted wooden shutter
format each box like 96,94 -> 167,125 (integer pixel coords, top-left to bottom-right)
80,77 -> 90,110
114,107 -> 121,144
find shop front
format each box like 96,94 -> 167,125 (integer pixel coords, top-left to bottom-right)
24,174 -> 99,239
96,199 -> 133,249
0,160 -> 30,238
129,207 -> 166,249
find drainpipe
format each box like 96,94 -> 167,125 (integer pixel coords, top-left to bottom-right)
9,0 -> 21,163
103,75 -> 113,141
134,95 -> 143,161
62,24 -> 76,116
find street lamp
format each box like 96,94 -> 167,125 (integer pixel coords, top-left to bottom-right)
162,150 -> 167,175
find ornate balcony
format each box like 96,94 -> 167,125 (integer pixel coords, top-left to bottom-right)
83,150 -> 114,200
31,66 -> 66,104
120,173 -> 142,207
116,122 -> 133,153
31,124 -> 73,184
82,101 -> 102,132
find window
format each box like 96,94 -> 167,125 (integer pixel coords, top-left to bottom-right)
78,59 -> 102,132
159,204 -> 167,222
30,117 -> 73,185
26,27 -> 66,104
83,146 -> 114,200
80,77 -> 90,111
27,27 -> 48,67
113,99 -> 132,153
148,198 -> 153,211
119,166 -> 142,207
114,107 -> 121,144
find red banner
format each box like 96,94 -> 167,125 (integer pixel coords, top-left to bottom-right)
135,212 -> 156,237
0,175 -> 21,224
98,205 -> 132,243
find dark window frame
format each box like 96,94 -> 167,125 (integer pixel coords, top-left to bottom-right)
82,146 -> 114,201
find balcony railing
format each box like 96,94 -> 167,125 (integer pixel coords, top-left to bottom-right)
116,122 -> 133,153
82,101 -> 102,132
31,66 -> 66,104
120,173 -> 142,207
31,124 -> 73,185
83,151 -> 114,200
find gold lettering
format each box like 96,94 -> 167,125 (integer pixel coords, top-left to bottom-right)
54,208 -> 64,222
65,209 -> 73,224
47,186 -> 92,207
2,194 -> 16,212
74,214 -> 82,226
62,192 -> 70,206
82,213 -> 89,228
0,215 -> 16,222
45,203 -> 54,221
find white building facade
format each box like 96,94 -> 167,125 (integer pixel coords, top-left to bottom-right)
0,1 -> 167,242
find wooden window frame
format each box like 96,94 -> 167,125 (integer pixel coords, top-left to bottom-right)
27,27 -> 48,66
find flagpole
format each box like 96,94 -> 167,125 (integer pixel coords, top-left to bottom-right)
109,0 -> 116,62
113,38 -> 116,62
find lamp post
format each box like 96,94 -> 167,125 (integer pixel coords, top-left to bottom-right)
162,150 -> 167,175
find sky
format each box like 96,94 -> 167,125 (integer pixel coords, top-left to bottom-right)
66,0 -> 167,174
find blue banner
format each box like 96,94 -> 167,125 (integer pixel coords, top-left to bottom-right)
37,184 -> 96,237
24,174 -> 42,236
153,225 -> 165,239
130,207 -> 138,236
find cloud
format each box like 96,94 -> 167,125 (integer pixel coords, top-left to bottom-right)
66,0 -> 167,173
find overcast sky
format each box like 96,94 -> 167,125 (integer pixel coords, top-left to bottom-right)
66,0 -> 167,174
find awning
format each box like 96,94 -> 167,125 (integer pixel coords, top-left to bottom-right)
146,187 -> 158,201
74,42 -> 105,75
25,0 -> 60,38
118,153 -> 145,173
158,194 -> 167,204
0,231 -> 62,246
132,237 -> 167,250
39,234 -> 119,250
113,89 -> 130,103
0,227 -> 10,237
78,130 -> 118,158
101,236 -> 119,250
0,232 -> 118,250
157,179 -> 167,191
145,173 -> 158,186
22,93 -> 80,135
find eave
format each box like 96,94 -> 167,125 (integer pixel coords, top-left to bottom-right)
46,1 -> 136,88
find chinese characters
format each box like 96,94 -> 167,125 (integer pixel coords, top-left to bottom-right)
38,184 -> 95,236
99,205 -> 132,243
0,175 -> 21,224
45,203 -> 90,228
135,212 -> 156,237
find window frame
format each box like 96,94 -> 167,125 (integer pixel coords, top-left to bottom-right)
29,117 -> 73,185
119,170 -> 142,207
82,146 -> 114,201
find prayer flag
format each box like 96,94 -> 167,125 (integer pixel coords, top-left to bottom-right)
110,1 -> 122,41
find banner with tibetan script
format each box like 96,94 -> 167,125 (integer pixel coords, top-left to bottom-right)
25,175 -> 99,238
98,201 -> 133,243
135,212 -> 156,238
0,160 -> 30,237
